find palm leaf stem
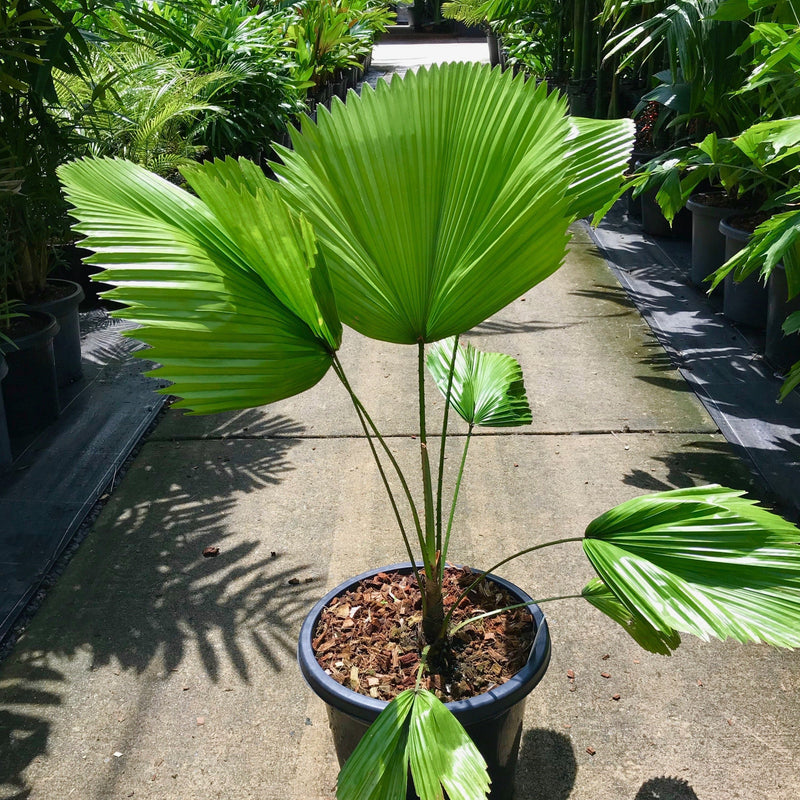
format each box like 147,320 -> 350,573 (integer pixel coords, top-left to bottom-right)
418,341 -> 437,579
435,335 -> 460,560
331,354 -> 426,555
332,358 -> 423,592
449,595 -> 584,637
439,537 -> 585,637
441,424 -> 473,575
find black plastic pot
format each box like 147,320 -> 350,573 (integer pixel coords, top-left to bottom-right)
639,188 -> 691,239
766,263 -> 800,372
625,187 -> 642,221
298,563 -> 551,800
686,194 -> 744,287
719,218 -> 768,328
0,355 -> 11,470
23,279 -> 85,386
487,32 -> 501,67
0,311 -> 60,437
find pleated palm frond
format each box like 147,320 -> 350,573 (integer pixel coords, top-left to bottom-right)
58,157 -> 340,413
582,578 -> 682,655
582,485 -> 800,649
274,62 -> 634,345
427,338 -> 532,428
336,688 -> 490,800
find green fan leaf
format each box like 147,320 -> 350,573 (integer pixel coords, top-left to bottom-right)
582,577 -> 682,655
274,62 -> 633,345
407,689 -> 490,800
180,157 -> 341,351
336,688 -> 489,800
583,486 -> 800,648
336,690 -> 414,800
566,116 -> 635,221
427,338 -> 532,428
57,157 -> 338,414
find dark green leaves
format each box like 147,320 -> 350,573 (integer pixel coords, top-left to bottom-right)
336,688 -> 490,800
427,338 -> 532,428
583,486 -> 800,649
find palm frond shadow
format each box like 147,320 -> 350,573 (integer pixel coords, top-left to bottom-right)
80,327 -> 147,367
515,728 -> 576,800
635,776 -> 700,800
167,408 -> 307,443
622,440 -> 762,496
0,664 -> 61,798
0,419 -> 314,794
474,318 -> 578,335
569,285 -> 637,314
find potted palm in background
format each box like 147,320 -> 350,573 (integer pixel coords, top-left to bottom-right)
58,63 -> 800,799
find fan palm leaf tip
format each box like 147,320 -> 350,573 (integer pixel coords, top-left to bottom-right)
427,337 -> 532,428
57,156 -> 339,415
582,485 -> 800,649
274,62 -> 635,346
335,687 -> 490,800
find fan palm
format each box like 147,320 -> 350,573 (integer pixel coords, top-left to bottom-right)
58,62 -> 800,800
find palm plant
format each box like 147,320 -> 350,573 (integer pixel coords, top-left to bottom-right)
0,0 -> 82,301
602,0 -> 757,138
140,0 -> 307,159
58,63 -> 800,799
54,39 -> 231,177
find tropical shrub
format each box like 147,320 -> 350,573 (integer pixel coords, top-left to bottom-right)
54,38 -> 230,177
155,0 -> 307,159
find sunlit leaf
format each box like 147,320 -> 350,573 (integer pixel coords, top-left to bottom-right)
408,689 -> 490,800
336,688 -> 489,800
336,690 -> 414,800
274,62 -> 632,345
583,486 -> 800,648
582,577 -> 682,655
427,338 -> 531,428
58,157 -> 337,413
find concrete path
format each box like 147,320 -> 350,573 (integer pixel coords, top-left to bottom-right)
1,41 -> 798,800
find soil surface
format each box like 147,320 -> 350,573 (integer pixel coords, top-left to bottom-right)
727,210 -> 776,233
313,567 -> 534,703
0,312 -> 51,342
691,191 -> 744,209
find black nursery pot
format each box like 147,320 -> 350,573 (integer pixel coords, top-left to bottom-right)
298,563 -> 551,800
0,356 -> 11,470
719,218 -> 768,328
0,311 -> 60,437
23,279 -> 85,386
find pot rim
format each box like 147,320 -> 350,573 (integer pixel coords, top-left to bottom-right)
719,216 -> 753,242
0,310 -> 60,356
686,193 -> 749,217
21,278 -> 85,317
298,562 -> 551,726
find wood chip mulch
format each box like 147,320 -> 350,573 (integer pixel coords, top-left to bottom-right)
313,567 -> 534,703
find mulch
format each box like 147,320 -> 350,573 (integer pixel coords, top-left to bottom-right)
312,566 -> 534,703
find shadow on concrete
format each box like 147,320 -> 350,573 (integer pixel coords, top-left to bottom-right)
635,776 -> 700,799
515,728 -> 576,800
0,661 -> 60,799
569,284 -> 639,316
0,411 -> 316,797
474,318 -> 577,336
621,439 -> 760,495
